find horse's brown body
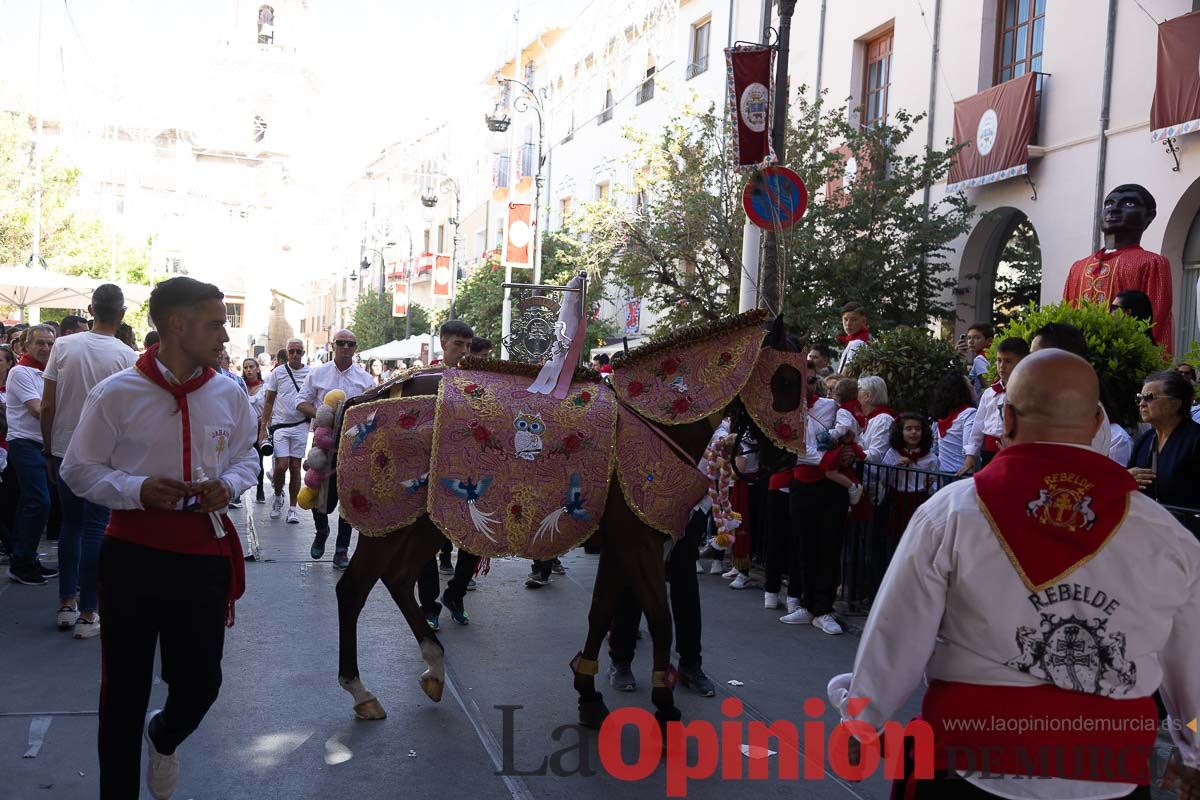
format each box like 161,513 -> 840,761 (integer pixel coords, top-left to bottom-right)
333,369 -> 715,728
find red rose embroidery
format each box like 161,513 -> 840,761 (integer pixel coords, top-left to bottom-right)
661,357 -> 680,376
718,351 -> 732,365
563,433 -> 583,453
463,383 -> 479,394
374,452 -> 390,468
628,381 -> 644,398
672,395 -> 690,414
511,504 -> 523,517
579,391 -> 592,403
399,412 -> 418,429
350,491 -> 371,513
774,422 -> 795,440
472,424 -> 491,443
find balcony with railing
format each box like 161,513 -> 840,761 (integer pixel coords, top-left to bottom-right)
636,71 -> 655,105
517,142 -> 536,178
685,55 -> 708,80
493,154 -> 510,189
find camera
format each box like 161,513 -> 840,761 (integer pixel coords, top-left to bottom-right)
259,440 -> 273,457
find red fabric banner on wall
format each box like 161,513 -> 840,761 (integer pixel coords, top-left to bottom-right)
433,254 -> 452,298
946,72 -> 1037,193
1150,10 -> 1200,143
724,45 -> 776,170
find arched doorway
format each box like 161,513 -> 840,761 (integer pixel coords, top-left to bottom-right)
1162,175 -> 1200,357
956,208 -> 1043,329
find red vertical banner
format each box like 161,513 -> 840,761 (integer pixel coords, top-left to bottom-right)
392,286 -> 409,317
502,203 -> 533,269
725,45 -> 776,170
433,254 -> 452,297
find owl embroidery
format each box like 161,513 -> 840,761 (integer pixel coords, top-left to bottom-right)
514,412 -> 545,461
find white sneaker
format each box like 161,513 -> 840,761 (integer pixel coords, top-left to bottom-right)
729,572 -> 752,589
270,495 -> 284,520
812,614 -> 844,635
848,483 -> 864,506
74,614 -> 101,639
780,606 -> 814,625
57,606 -> 80,630
286,507 -> 300,524
786,596 -> 801,613
721,567 -> 740,580
144,711 -> 179,799
764,592 -> 780,609
709,560 -> 724,575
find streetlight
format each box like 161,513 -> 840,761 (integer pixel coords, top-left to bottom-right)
354,243 -> 395,295
486,73 -> 545,359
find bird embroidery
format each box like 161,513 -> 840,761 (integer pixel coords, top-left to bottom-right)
401,472 -> 429,495
534,473 -> 591,543
439,477 -> 498,541
346,410 -> 379,451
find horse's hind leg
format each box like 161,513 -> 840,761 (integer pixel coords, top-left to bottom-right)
379,516 -> 447,703
336,533 -> 399,720
626,529 -> 680,729
572,541 -> 626,728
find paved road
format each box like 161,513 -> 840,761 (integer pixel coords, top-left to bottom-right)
2,494 -> 918,799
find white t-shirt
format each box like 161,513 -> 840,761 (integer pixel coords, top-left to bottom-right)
43,332 -> 138,458
5,364 -> 45,443
264,363 -> 311,426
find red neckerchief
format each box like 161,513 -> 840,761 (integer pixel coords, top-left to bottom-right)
135,344 -> 216,480
974,442 -> 1137,591
901,446 -> 931,460
866,405 -> 895,421
990,380 -> 1005,395
840,400 -> 867,429
244,377 -> 262,388
937,404 -> 971,437
837,327 -> 870,345
806,392 -> 818,410
17,353 -> 46,371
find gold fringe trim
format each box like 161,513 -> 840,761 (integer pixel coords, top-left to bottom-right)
616,308 -> 767,370
457,356 -> 601,383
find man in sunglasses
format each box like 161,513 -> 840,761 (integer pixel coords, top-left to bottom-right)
297,330 -> 374,569
260,338 -> 311,524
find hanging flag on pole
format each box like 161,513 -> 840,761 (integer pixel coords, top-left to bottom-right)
725,45 -> 776,170
392,285 -> 409,317
502,203 -> 533,268
433,254 -> 453,297
624,298 -> 641,334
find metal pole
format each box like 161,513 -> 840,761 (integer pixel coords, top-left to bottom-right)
1091,0 -> 1119,251
758,0 -> 797,321
450,184 -> 460,319
31,0 -> 44,272
738,222 -> 761,312
501,0 -> 521,360
532,107 -> 544,286
405,230 -> 413,338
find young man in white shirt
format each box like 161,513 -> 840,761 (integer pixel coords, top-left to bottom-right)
829,350 -> 1200,799
4,324 -> 57,585
259,337 -> 311,524
834,301 -> 870,374
959,337 -> 1030,475
61,276 -> 257,799
956,321 -> 993,399
40,285 -> 137,637
297,328 -> 374,570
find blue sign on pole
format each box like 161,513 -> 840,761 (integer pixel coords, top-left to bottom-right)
742,166 -> 809,231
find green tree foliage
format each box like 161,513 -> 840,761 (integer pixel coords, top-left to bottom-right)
349,289 -> 431,350
991,300 -> 1170,427
781,94 -> 974,341
991,218 -> 1042,327
845,326 -> 963,414
564,92 -> 974,342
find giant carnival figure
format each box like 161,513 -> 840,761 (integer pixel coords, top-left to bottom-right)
1062,183 -> 1174,353
305,296 -> 807,731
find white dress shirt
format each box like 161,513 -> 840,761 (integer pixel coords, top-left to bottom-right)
933,407 -> 976,474
61,363 -> 258,511
297,360 -> 374,415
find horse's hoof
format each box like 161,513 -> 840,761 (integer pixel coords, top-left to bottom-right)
419,672 -> 445,703
353,696 -> 387,720
579,695 -> 610,729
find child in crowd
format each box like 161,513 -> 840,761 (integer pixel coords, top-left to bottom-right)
881,412 -> 939,537
816,378 -> 867,505
958,321 -> 994,398
960,336 -> 1030,474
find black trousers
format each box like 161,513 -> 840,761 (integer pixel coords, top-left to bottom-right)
0,462 -> 18,555
98,538 -> 229,799
311,510 -> 353,551
790,480 -> 850,616
418,536 -> 478,611
902,773 -> 1149,799
763,489 -> 793,595
609,509 -> 705,668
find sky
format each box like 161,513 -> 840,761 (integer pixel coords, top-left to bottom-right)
0,0 -> 592,180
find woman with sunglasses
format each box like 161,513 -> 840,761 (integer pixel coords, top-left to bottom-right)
243,357 -> 267,503
1129,370 -> 1200,536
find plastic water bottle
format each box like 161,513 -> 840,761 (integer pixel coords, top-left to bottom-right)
185,466 -> 206,512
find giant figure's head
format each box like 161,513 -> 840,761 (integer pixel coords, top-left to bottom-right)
1101,184 -> 1156,238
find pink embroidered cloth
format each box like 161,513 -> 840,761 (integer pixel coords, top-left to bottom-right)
429,369 -> 617,559
336,396 -> 436,536
613,407 -> 710,540
610,314 -> 765,425
740,348 -> 808,453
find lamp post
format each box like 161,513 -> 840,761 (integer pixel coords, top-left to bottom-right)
356,243 -> 394,296
420,176 -> 462,320
758,0 -> 798,321
486,74 -> 545,359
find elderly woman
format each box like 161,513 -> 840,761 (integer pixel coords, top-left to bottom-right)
856,375 -> 896,463
1130,370 -> 1200,536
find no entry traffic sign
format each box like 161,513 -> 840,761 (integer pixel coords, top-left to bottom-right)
742,166 -> 808,231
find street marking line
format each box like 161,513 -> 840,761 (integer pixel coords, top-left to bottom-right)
23,716 -> 51,758
0,710 -> 99,717
443,660 -> 535,800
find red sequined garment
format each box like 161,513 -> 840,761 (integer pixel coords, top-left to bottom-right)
1062,244 -> 1174,354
